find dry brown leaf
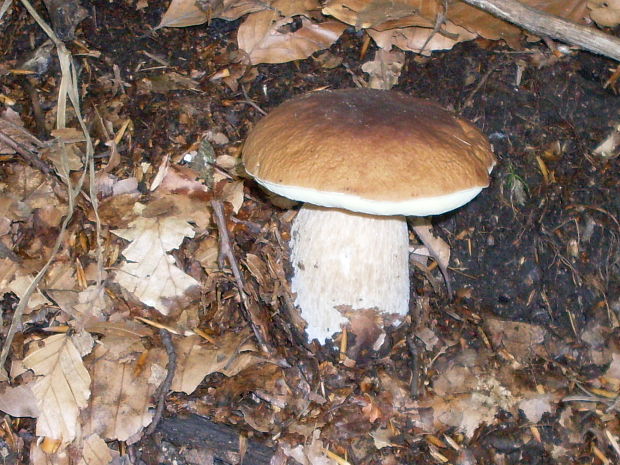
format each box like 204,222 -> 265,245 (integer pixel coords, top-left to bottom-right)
370,427 -> 395,449
195,236 -> 219,273
85,345 -> 167,441
78,434 -> 117,465
325,0 -> 588,50
3,165 -> 60,211
368,20 -> 476,55
427,348 -> 561,437
3,272 -> 52,312
156,0 -> 210,28
361,48 -> 405,89
237,10 -> 346,65
23,334 -> 91,443
519,394 -> 554,422
588,0 -> 620,27
137,72 -> 200,93
30,442 -> 70,465
280,429 -> 339,465
0,107 -> 41,154
48,285 -> 111,325
156,0 -> 267,28
0,383 -> 40,418
152,164 -> 212,230
271,0 -> 321,16
42,138 -> 84,175
95,173 -> 139,199
0,258 -> 19,289
409,219 -> 451,277
484,318 -> 545,363
86,320 -> 154,339
172,331 -> 265,394
323,0 -> 433,29
215,0 -> 267,20
89,322 -> 150,364
113,215 -> 200,315
431,372 -> 514,437
221,180 -> 244,214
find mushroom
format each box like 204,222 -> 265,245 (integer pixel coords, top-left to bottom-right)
242,88 -> 496,344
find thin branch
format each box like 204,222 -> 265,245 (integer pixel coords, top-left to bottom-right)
458,0 -> 620,62
145,328 -> 177,436
211,199 -> 272,355
0,132 -> 50,174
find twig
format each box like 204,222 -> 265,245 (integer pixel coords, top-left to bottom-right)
457,64 -> 498,114
241,85 -> 267,116
419,0 -> 455,55
0,132 -> 50,174
21,78 -> 47,138
458,0 -> 620,62
145,328 -> 177,436
211,199 -> 272,354
407,334 -> 421,399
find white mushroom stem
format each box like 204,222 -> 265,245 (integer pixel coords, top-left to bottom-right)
290,204 -> 410,343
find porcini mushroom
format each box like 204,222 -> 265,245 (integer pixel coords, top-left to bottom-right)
242,88 -> 496,343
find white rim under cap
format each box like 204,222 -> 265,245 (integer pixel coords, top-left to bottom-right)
256,178 -> 485,216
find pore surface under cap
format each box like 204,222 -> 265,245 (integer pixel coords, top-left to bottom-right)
243,88 -> 496,214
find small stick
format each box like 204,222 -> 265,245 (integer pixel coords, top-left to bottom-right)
241,85 -> 267,116
407,334 -> 421,399
145,328 -> 177,436
0,132 -> 50,174
458,65 -> 497,114
211,199 -> 272,354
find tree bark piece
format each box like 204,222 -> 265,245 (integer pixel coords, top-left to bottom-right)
459,0 -> 620,62
154,414 -> 274,465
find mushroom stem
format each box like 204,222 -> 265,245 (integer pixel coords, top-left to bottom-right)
290,205 -> 410,343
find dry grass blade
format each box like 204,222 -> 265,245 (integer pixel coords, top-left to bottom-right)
0,0 -> 100,378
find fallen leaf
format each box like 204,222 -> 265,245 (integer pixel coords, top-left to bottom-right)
172,331 -> 265,394
137,72 -> 200,93
0,383 -> 40,417
323,0 -> 431,29
113,215 -> 200,314
23,334 -> 91,443
48,285 -> 111,325
237,10 -> 346,65
221,180 -> 244,213
519,394 -> 554,423
368,20 -> 476,55
361,48 -> 405,89
0,107 -> 41,154
84,345 -> 166,441
588,0 -> 620,27
155,0 -> 210,28
370,427 -> 395,449
409,218 -> 452,288
484,318 -> 545,363
156,0 -> 266,28
30,442 -> 70,465
79,434 -> 116,465
280,429 -> 339,465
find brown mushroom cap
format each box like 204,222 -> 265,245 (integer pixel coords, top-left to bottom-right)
243,88 -> 496,216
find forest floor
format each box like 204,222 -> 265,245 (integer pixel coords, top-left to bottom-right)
0,1 -> 619,464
